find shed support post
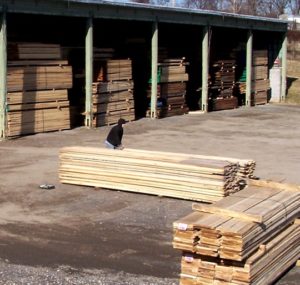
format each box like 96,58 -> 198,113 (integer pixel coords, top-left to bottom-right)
150,20 -> 158,119
85,16 -> 93,128
246,29 -> 253,107
280,32 -> 287,102
0,11 -> 7,139
201,26 -> 209,112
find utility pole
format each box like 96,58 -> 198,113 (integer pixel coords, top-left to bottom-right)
171,0 -> 176,7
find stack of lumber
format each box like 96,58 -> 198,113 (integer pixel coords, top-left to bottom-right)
92,57 -> 135,126
59,147 -> 247,203
8,42 -> 63,60
123,148 -> 255,179
209,60 -> 238,111
6,42 -> 72,137
94,48 -> 115,61
148,58 -> 189,118
173,179 -> 300,285
252,50 -> 269,106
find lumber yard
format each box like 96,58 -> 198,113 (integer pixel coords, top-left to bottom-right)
0,1 -> 299,285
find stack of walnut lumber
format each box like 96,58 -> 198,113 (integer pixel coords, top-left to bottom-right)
251,50 -> 270,106
148,58 -> 189,118
59,146 -> 248,203
6,42 -> 72,137
92,54 -> 135,126
173,179 -> 300,284
209,60 -> 238,111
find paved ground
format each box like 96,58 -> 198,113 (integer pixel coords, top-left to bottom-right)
0,103 -> 299,284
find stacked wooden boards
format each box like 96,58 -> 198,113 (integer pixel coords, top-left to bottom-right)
6,42 -> 73,137
92,52 -> 135,126
173,180 -> 300,284
148,58 -> 189,118
251,50 -> 270,106
209,60 -> 238,111
59,147 -> 251,203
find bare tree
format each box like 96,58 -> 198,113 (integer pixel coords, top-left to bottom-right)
228,0 -> 245,13
254,0 -> 289,17
182,0 -> 219,10
288,0 -> 300,14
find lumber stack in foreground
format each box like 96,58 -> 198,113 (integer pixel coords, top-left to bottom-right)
173,182 -> 300,284
59,147 -> 246,203
180,222 -> 300,285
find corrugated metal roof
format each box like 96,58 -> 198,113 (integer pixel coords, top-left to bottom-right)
0,0 -> 287,31
67,0 -> 287,24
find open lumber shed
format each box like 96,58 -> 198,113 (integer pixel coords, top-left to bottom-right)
0,0 -> 288,138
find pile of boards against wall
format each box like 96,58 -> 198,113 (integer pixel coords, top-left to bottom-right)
92,48 -> 135,126
6,42 -> 73,137
251,50 -> 270,105
208,59 -> 238,111
236,49 -> 270,107
147,56 -> 189,118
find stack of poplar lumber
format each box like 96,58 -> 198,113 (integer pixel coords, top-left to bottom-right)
173,179 -> 300,285
209,60 -> 238,111
92,57 -> 135,126
59,146 -> 249,203
252,50 -> 270,106
148,58 -> 189,118
6,42 -> 73,137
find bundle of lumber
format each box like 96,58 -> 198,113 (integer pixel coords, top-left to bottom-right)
8,42 -> 63,60
251,90 -> 269,106
159,58 -> 189,83
209,97 -> 238,111
148,58 -> 189,118
180,221 -> 300,285
7,65 -> 72,92
6,43 -> 73,137
173,180 -> 300,284
92,57 -> 135,126
209,60 -> 237,111
252,50 -> 269,106
174,182 -> 300,259
59,147 -> 246,203
95,59 -> 132,82
122,148 -> 255,179
252,50 -> 268,66
94,48 -> 115,61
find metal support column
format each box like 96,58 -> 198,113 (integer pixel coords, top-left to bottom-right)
0,11 -> 7,139
280,32 -> 287,102
150,20 -> 158,119
246,29 -> 253,107
201,26 -> 209,112
85,16 -> 93,128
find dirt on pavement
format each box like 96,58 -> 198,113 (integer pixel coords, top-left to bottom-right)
0,104 -> 299,284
